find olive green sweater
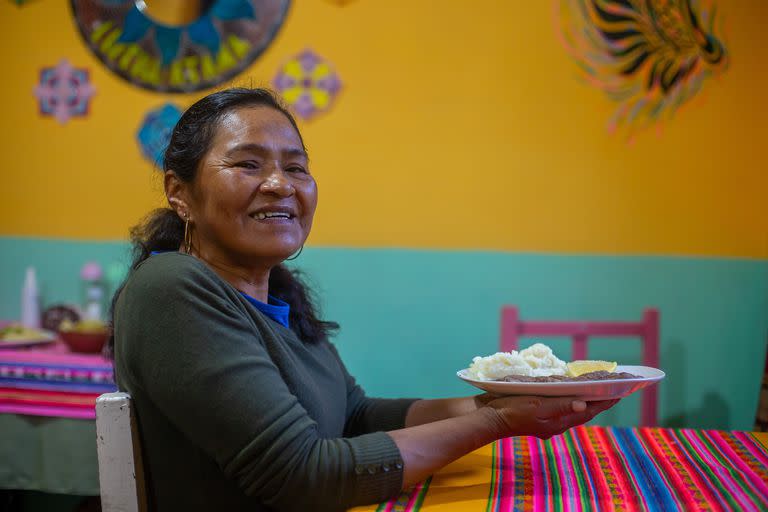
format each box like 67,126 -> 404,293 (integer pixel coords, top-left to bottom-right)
114,253 -> 417,511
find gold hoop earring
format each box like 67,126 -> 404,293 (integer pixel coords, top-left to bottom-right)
183,216 -> 192,254
286,245 -> 303,261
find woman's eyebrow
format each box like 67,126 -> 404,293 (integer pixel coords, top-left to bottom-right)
225,143 -> 308,159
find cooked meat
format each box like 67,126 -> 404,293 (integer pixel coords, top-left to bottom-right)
497,370 -> 640,383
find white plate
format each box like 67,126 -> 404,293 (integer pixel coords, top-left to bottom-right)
0,329 -> 57,349
457,365 -> 665,401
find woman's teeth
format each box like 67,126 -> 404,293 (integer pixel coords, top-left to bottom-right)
253,212 -> 291,220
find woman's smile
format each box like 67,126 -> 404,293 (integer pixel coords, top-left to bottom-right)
248,205 -> 298,224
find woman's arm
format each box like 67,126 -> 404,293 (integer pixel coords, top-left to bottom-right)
403,395 -> 492,426
392,396 -> 618,487
334,350 -> 618,488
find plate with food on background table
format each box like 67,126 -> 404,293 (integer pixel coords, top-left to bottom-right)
0,323 -> 57,349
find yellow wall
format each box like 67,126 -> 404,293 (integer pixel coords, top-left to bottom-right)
0,0 -> 766,257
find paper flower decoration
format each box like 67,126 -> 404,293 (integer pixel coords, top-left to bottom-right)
33,59 -> 96,125
80,262 -> 103,281
137,103 -> 183,165
273,49 -> 342,120
558,0 -> 728,138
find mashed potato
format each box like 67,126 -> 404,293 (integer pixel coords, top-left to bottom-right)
467,343 -> 567,380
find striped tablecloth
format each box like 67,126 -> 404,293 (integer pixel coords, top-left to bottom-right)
353,426 -> 768,512
0,344 -> 116,419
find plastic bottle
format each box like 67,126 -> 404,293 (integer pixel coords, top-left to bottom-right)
81,262 -> 105,322
20,266 -> 41,328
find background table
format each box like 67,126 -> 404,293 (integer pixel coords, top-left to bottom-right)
353,427 -> 768,512
0,415 -> 100,496
0,341 -> 115,496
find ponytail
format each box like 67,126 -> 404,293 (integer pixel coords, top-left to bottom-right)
269,265 -> 339,344
127,208 -> 185,266
105,208 -> 183,358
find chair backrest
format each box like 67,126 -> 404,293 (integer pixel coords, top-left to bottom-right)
95,392 -> 148,512
500,307 -> 660,426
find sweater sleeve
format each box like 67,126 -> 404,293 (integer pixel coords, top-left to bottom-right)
115,257 -> 406,511
326,343 -> 419,436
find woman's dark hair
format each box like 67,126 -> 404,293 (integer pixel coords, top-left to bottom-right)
106,88 -> 338,356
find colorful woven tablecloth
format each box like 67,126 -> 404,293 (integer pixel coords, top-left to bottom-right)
0,344 -> 116,419
353,426 -> 768,512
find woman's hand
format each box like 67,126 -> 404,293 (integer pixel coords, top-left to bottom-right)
481,395 -> 619,439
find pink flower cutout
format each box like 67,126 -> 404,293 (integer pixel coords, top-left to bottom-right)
34,59 -> 96,125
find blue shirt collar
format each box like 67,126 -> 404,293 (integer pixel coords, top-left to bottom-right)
239,293 -> 291,328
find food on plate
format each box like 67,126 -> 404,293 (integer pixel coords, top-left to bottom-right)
467,343 -> 567,380
566,360 -> 618,377
498,370 -> 640,383
0,324 -> 52,342
59,318 -> 108,334
466,344 -> 640,382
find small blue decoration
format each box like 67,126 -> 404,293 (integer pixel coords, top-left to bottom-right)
137,103 -> 183,164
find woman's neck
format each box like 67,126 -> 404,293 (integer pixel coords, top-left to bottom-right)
190,249 -> 271,302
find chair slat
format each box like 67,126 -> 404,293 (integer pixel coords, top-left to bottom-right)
95,392 -> 147,512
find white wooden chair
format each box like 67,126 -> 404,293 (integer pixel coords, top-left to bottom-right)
95,392 -> 148,512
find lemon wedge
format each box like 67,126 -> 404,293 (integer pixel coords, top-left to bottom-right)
566,360 -> 617,377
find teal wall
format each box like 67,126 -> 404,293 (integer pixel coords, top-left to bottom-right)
1,236 -> 766,430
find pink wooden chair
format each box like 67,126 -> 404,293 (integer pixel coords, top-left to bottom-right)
499,307 -> 660,426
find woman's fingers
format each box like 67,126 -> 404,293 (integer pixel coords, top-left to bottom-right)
483,395 -> 622,438
546,399 -> 622,432
585,399 -> 620,415
532,398 -> 621,437
533,397 -> 588,420
535,397 -> 619,420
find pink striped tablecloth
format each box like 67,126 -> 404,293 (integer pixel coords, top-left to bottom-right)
0,341 -> 116,419
356,426 -> 768,512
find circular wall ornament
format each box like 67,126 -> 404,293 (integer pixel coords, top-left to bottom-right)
70,0 -> 291,93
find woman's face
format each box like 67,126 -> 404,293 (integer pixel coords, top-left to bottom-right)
185,106 -> 317,269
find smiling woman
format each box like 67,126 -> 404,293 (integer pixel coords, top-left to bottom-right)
165,105 -> 317,294
109,88 -> 619,512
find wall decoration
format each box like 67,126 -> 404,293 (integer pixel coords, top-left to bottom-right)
33,59 -> 96,125
137,103 -> 183,164
272,49 -> 342,120
70,0 -> 290,93
557,0 -> 728,137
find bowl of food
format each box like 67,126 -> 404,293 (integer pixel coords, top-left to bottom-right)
58,319 -> 109,354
